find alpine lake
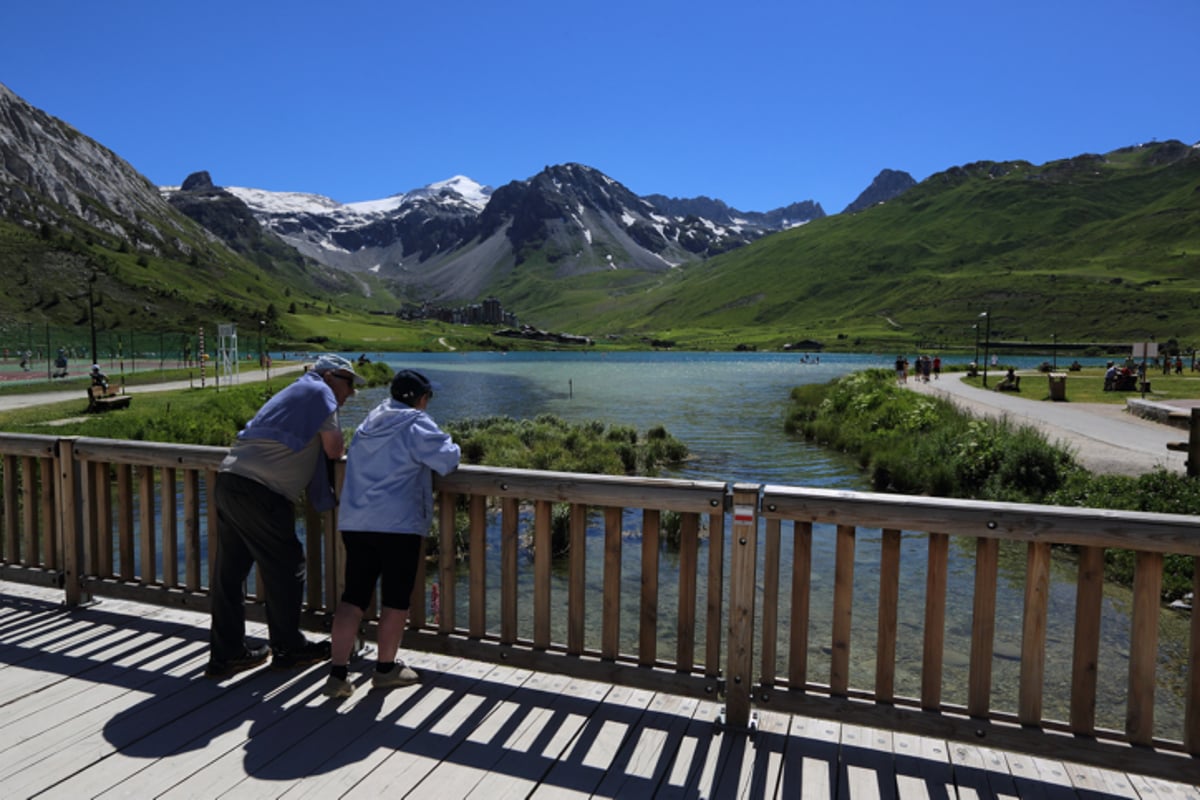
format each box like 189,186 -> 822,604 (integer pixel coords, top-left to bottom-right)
312,350 -> 1192,738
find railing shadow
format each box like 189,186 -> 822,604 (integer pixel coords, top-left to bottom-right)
0,590 -> 1156,798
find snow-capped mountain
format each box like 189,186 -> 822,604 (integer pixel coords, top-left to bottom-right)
205,163 -> 830,302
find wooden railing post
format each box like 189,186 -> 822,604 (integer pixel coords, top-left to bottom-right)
725,483 -> 759,729
57,437 -> 89,606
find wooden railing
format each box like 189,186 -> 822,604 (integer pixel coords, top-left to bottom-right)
0,433 -> 1197,782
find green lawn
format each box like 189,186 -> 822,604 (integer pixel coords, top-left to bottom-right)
960,366 -> 1200,404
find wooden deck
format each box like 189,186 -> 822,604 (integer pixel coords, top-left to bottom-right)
0,583 -> 1196,799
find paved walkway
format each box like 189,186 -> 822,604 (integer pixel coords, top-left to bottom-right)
905,372 -> 1188,476
0,366 -> 281,413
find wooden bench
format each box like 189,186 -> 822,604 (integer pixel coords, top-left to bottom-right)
87,386 -> 131,413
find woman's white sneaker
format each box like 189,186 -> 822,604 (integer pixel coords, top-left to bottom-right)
372,663 -> 419,689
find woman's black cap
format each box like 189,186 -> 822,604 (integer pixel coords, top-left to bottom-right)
391,369 -> 434,405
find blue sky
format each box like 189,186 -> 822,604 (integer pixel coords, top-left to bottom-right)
2,0 -> 1196,213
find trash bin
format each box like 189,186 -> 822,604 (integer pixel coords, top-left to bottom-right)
1048,372 -> 1067,401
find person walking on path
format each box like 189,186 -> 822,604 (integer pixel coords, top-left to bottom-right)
322,369 -> 461,698
205,354 -> 364,679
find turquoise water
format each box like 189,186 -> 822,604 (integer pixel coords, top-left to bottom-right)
338,351 -> 893,487
320,351 -> 1189,737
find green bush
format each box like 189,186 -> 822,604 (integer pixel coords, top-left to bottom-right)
788,370 -> 1198,600
443,415 -> 687,477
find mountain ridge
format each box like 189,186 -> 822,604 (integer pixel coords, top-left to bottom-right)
4,79 -> 1197,351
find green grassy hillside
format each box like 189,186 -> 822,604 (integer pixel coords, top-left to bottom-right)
4,140 -> 1198,354
516,141 -> 1200,351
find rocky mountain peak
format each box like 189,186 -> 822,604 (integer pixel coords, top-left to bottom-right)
842,169 -> 917,214
0,80 -> 180,243
180,171 -> 215,191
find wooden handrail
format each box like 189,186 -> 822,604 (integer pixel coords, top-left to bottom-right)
0,432 -> 1197,782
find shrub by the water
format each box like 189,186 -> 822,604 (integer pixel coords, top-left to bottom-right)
786,369 -> 1198,600
432,414 -> 690,560
786,369 -> 1076,502
444,414 -> 687,477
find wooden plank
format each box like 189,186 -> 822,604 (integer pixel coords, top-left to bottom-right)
529,683 -> 655,798
1128,550 -> 1164,745
500,496 -> 518,644
0,432 -> 61,458
1188,556 -> 1200,754
440,490 -> 459,634
455,672 -> 604,798
20,455 -> 36,565
790,520 -> 813,691
876,528 -> 900,702
58,438 -> 85,605
223,657 -> 505,800
3,453 -> 19,563
533,499 -> 551,648
410,539 -> 427,627
830,524 -> 856,696
664,699 -> 727,800
839,723 -> 896,800
303,503 -> 323,611
1003,751 -> 1077,800
96,460 -> 113,578
216,652 -> 469,800
1018,541 -> 1051,724
639,508 -> 661,666
0,611 -> 241,796
602,505 -> 622,660
728,708 -> 791,799
675,509 -> 698,672
69,436 -> 227,470
1071,544 -> 1104,734
704,510 -> 724,677
160,466 -> 177,588
761,517 -> 782,686
726,484 -> 759,728
777,713 -> 841,799
947,741 -> 1019,800
39,455 -> 57,569
968,536 -> 999,717
138,465 -> 156,585
921,532 -> 948,710
591,690 -> 702,798
351,662 -> 537,800
182,468 -> 200,591
759,485 -> 1200,557
566,501 -> 586,654
893,730 -> 954,800
1065,761 -> 1139,798
436,465 -> 727,514
469,493 -> 488,639
1124,773 -> 1200,800
117,462 -> 135,579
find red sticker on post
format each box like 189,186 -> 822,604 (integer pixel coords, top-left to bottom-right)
733,505 -> 754,523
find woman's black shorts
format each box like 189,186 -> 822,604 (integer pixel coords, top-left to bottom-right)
339,531 -> 423,611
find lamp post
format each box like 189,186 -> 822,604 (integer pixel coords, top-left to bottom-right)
972,324 -> 980,373
1052,333 -> 1057,371
259,320 -> 270,383
88,274 -> 98,367
980,311 -> 991,387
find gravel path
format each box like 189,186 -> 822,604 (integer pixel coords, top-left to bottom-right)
904,373 -> 1188,476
